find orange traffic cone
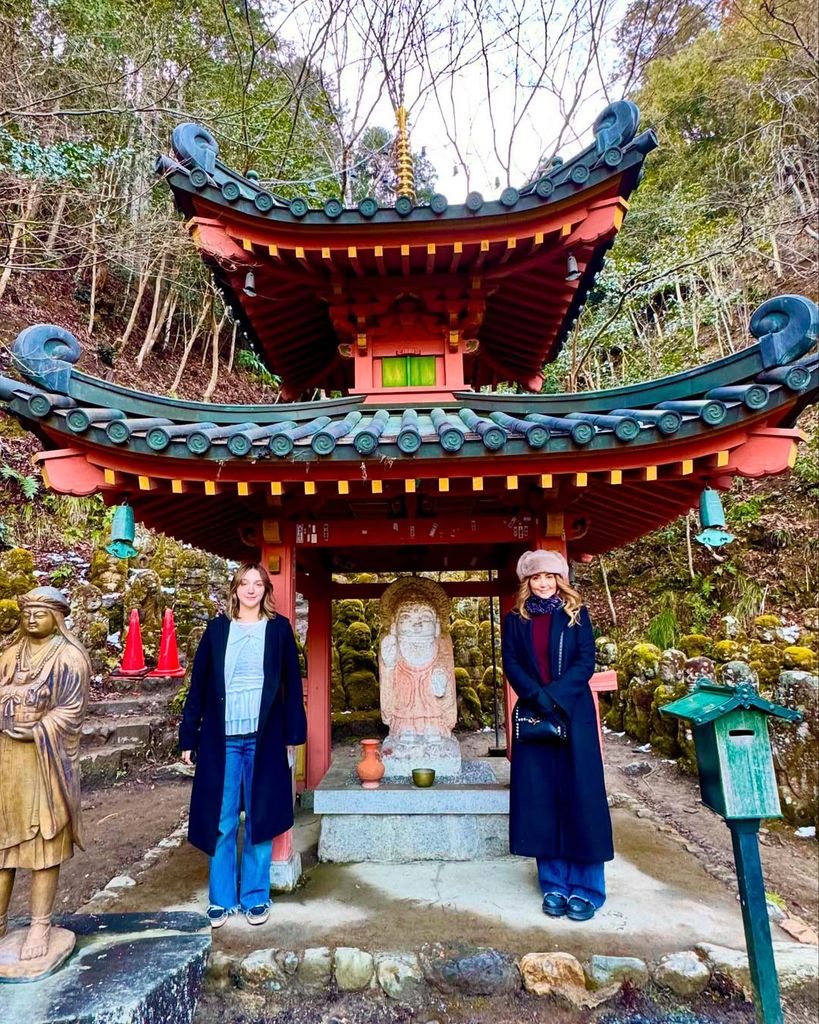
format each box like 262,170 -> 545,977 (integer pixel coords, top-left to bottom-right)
113,608 -> 148,677
147,608 -> 185,678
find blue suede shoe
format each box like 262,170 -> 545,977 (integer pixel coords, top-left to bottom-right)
542,892 -> 568,917
206,905 -> 229,928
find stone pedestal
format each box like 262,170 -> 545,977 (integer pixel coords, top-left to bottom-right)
269,850 -> 303,892
0,912 -> 210,1022
315,759 -> 507,862
381,732 -> 462,780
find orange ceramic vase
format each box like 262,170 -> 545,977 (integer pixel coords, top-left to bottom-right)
356,738 -> 385,789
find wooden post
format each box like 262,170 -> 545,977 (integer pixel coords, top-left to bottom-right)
728,818 -> 784,1024
261,520 -> 301,890
304,572 -> 332,788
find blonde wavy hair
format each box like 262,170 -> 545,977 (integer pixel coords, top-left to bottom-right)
227,562 -> 277,620
514,574 -> 583,626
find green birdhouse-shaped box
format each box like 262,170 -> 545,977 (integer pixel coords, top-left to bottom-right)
661,681 -> 801,820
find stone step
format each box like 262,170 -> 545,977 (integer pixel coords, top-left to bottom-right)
100,673 -> 186,696
91,694 -> 172,717
80,742 -> 144,783
81,713 -> 166,748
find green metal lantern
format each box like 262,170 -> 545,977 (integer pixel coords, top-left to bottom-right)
696,488 -> 735,548
105,504 -> 137,559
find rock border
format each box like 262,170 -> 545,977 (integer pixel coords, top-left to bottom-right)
206,938 -> 819,1009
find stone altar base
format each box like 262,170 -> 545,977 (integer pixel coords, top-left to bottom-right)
0,911 -> 210,1023
315,759 -> 508,862
0,925 -> 75,982
381,732 -> 462,780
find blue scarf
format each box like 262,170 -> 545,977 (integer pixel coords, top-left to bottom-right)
525,594 -> 563,616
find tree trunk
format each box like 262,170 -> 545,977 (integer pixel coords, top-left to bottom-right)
170,297 -> 211,393
0,182 -> 40,303
203,310 -> 227,400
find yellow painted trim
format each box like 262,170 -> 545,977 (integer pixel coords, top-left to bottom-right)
304,481 -> 316,495
438,478 -> 449,492
262,520 -> 281,544
506,475 -> 518,489
787,442 -> 797,469
401,244 -> 410,257
237,481 -> 249,496
204,480 -> 216,495
610,469 -> 622,485
338,480 -> 350,495
270,482 -> 283,496
472,477 -> 483,491
453,241 -> 463,253
535,232 -> 544,245
613,207 -> 624,230
681,459 -> 694,476
644,465 -> 658,481
404,479 -> 416,493
375,245 -> 384,257
295,246 -> 305,259
103,468 -> 117,485
717,450 -> 730,467
427,243 -> 436,255
480,239 -> 489,252
171,479 -> 183,494
138,475 -> 151,491
540,474 -> 552,488
545,512 -> 564,537
561,222 -> 572,237
506,237 -> 517,249
575,472 -> 588,487
268,244 -> 278,257
347,246 -> 357,259
371,480 -> 383,494
242,238 -> 253,251
321,247 -> 330,259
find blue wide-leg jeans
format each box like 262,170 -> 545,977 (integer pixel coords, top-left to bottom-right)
536,857 -> 606,909
209,736 -> 272,911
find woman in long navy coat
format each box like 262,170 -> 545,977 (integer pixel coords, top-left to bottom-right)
180,562 -> 306,927
502,549 -> 613,921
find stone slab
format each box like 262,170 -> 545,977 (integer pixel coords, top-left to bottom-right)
318,813 -> 509,862
0,911 -> 210,1023
0,925 -> 75,982
315,782 -> 509,815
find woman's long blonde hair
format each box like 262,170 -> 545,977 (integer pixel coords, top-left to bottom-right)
227,562 -> 277,620
515,574 -> 583,625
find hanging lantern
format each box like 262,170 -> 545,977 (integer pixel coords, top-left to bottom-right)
106,504 -> 137,559
695,488 -> 735,548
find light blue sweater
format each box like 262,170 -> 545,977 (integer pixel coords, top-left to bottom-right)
223,618 -> 267,736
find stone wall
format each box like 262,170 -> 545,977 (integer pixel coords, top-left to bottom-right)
599,612 -> 818,826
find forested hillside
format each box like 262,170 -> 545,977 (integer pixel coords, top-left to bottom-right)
0,0 -> 816,640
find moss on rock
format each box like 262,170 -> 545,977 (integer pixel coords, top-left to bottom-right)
679,634 -> 711,658
0,547 -> 37,601
0,598 -> 20,637
782,646 -> 818,672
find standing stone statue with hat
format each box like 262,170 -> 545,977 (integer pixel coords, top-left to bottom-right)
0,586 -> 91,981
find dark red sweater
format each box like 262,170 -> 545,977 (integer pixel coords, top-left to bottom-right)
532,612 -> 552,685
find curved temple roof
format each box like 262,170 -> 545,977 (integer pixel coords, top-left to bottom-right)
157,102 -> 658,397
1,295 -> 816,563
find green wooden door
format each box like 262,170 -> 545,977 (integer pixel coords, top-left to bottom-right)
381,355 -> 437,387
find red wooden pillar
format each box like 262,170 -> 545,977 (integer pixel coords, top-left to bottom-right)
304,571 -> 332,788
261,520 -> 301,890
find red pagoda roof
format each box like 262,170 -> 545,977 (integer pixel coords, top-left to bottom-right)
157,102 -> 656,398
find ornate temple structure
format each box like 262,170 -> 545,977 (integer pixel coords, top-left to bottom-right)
2,101 -> 817,871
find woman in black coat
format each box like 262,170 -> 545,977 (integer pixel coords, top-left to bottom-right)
179,562 -> 306,928
502,549 -> 613,921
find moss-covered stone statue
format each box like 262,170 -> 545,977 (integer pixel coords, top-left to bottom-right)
0,587 -> 91,981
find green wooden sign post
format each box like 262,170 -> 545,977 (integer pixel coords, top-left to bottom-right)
661,681 -> 802,1024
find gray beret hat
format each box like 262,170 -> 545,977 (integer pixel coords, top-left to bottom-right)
516,549 -> 570,581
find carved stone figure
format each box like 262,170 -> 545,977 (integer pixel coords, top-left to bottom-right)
0,587 -> 91,981
378,578 -> 460,778
69,582 -> 111,673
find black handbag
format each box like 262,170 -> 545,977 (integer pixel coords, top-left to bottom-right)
512,702 -> 568,744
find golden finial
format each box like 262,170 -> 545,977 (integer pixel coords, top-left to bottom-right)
394,105 -> 415,203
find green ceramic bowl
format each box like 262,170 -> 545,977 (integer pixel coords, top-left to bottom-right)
411,768 -> 436,788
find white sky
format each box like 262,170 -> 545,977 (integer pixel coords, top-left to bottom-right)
280,0 -> 628,198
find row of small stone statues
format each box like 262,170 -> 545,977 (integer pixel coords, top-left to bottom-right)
0,576 -> 462,980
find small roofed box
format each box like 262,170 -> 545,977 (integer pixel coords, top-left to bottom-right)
660,681 -> 801,820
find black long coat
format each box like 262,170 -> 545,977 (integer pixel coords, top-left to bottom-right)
502,606 -> 613,863
179,613 -> 307,856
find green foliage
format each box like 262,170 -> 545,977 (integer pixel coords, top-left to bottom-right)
50,563 -> 75,587
646,593 -> 679,650
1,464 -> 39,499
234,349 -> 281,389
727,497 -> 764,527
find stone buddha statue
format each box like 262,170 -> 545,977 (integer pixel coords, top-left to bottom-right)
379,578 -> 461,778
0,587 -> 91,980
